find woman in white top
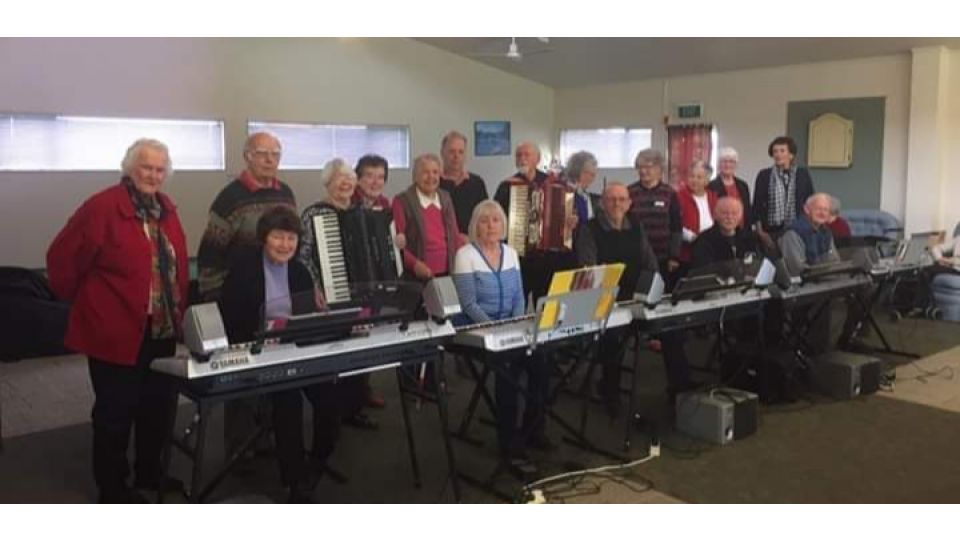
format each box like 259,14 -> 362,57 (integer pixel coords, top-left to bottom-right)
932,234 -> 960,269
677,160 -> 718,265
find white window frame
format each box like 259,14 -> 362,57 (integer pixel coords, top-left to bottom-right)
0,113 -> 225,172
247,121 -> 410,170
558,127 -> 654,169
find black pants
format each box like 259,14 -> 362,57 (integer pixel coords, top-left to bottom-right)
271,381 -> 343,487
495,351 -> 549,456
598,327 -> 630,402
87,335 -> 176,498
521,251 -> 577,308
660,330 -> 691,394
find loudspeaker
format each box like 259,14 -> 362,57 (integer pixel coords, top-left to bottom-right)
182,303 -> 229,355
423,276 -> 461,322
675,387 -> 759,445
635,271 -> 665,305
754,258 -> 777,287
810,351 -> 882,399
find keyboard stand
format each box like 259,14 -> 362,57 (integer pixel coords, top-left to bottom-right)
156,347 -> 460,503
846,267 -> 924,358
448,286 -> 626,500
626,290 -> 768,446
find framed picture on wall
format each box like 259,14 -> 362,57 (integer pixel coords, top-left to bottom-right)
474,121 -> 511,156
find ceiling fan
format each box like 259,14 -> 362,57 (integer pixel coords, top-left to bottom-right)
469,37 -> 553,63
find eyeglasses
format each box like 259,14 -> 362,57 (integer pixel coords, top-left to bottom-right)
250,149 -> 282,160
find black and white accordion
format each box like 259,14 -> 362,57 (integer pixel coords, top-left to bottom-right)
312,206 -> 403,305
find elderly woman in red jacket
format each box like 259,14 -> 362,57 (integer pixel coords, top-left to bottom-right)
677,159 -> 718,265
47,139 -> 189,503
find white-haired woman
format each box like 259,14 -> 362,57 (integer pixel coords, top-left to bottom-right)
298,158 -> 358,286
707,147 -> 752,228
392,153 -> 462,281
47,139 -> 189,503
565,150 -> 600,225
298,158 -> 380,430
452,200 -> 548,468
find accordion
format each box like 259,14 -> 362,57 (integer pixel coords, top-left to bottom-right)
311,206 -> 403,305
506,173 -> 575,257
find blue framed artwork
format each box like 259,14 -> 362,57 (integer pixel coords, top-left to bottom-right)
474,121 -> 511,156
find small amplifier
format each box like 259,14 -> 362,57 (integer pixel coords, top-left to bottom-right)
423,276 -> 462,322
810,351 -> 882,399
182,303 -> 229,355
754,258 -> 777,287
675,387 -> 759,445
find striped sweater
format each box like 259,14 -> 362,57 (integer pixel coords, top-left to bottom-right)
452,242 -> 525,324
196,172 -> 297,301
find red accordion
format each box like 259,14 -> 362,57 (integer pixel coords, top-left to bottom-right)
505,171 -> 575,257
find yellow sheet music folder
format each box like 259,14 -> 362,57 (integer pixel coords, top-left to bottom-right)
539,263 -> 625,330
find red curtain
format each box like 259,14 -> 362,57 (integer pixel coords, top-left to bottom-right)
667,124 -> 713,188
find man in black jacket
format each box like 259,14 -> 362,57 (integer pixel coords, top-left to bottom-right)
691,197 -> 762,270
577,183 -> 689,414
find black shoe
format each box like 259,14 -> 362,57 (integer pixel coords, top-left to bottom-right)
98,487 -> 148,504
134,475 -> 185,495
504,456 -> 539,480
342,413 -> 379,430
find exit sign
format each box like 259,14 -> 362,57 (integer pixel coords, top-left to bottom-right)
676,103 -> 703,119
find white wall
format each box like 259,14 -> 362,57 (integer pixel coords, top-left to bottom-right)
555,55 -> 912,222
0,38 -> 554,267
943,49 -> 960,235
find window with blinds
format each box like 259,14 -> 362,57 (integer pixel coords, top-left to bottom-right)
248,121 -> 410,170
559,128 -> 653,168
0,114 -> 225,171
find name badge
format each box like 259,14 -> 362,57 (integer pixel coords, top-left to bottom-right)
654,201 -> 666,208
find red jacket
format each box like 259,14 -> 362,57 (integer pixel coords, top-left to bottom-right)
828,216 -> 852,240
47,182 -> 189,365
677,187 -> 718,262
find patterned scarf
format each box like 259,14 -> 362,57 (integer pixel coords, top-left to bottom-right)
768,165 -> 797,228
123,178 -> 180,339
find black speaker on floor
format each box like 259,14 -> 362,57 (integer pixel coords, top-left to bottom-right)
811,351 -> 882,399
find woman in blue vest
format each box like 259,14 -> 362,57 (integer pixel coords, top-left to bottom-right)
452,200 -> 550,470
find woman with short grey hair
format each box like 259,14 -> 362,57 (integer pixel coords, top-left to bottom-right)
299,157 -> 359,286
47,138 -> 189,503
708,146 -> 752,228
566,151 -> 600,224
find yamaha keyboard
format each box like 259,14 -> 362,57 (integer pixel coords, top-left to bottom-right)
620,288 -> 770,334
152,319 -> 455,394
770,273 -> 872,303
451,307 -> 633,352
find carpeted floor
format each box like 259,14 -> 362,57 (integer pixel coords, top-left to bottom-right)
1,306 -> 958,504
640,391 -> 960,503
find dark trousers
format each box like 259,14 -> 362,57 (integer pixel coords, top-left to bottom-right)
271,381 -> 343,487
521,251 -> 577,308
87,335 -> 176,498
660,330 -> 691,394
598,327 -> 630,402
495,351 -> 549,456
